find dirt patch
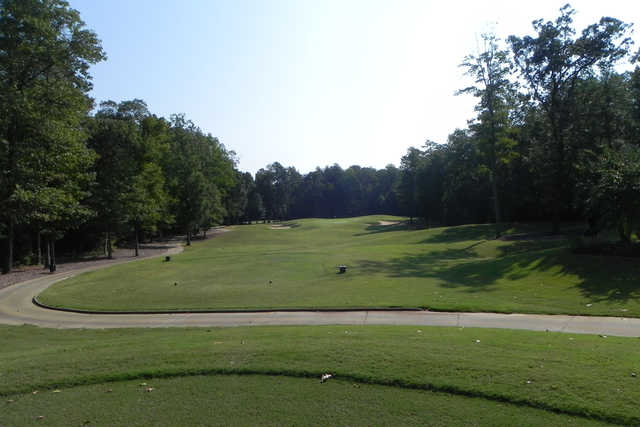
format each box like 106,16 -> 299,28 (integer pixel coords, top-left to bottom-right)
0,227 -> 230,290
270,225 -> 291,230
378,221 -> 400,226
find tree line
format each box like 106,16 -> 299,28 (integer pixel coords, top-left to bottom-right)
2,2 -> 640,273
0,0 -> 242,272
395,5 -> 640,244
240,5 -> 640,249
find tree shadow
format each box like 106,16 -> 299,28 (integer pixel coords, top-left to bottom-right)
356,242 -> 640,302
418,224 -> 497,244
281,222 -> 301,228
550,253 -> 640,304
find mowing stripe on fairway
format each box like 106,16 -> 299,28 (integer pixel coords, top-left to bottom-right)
2,370 -> 631,426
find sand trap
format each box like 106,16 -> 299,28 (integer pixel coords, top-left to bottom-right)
378,221 -> 400,226
269,225 -> 291,230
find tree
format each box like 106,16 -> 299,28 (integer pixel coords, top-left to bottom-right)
441,129 -> 491,225
397,148 -> 422,223
416,142 -> 446,227
124,162 -> 168,256
458,33 -> 518,237
586,143 -> 640,245
373,165 -> 400,215
254,163 -> 300,221
509,4 -> 632,233
164,115 -> 234,244
225,171 -> 252,224
0,0 -> 105,272
87,105 -> 140,258
246,190 -> 265,223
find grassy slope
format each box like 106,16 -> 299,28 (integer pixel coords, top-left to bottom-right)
3,375 -> 607,427
1,325 -> 639,424
39,216 -> 640,316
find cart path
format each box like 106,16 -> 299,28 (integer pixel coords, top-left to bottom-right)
1,244 -> 639,336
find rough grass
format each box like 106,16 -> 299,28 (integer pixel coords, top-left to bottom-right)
38,216 -> 640,316
1,324 -> 639,424
3,375 -> 608,426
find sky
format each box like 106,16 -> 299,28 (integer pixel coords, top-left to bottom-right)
68,0 -> 640,175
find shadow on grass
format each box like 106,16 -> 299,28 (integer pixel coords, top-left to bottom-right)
356,241 -> 640,302
418,224 -> 498,244
281,222 -> 301,228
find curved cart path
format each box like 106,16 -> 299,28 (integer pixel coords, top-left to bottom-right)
1,244 -> 639,336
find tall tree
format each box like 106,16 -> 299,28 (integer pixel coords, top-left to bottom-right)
509,4 -> 632,233
458,33 -> 517,237
88,104 -> 140,258
398,148 -> 422,223
0,0 -> 105,272
164,115 -> 234,244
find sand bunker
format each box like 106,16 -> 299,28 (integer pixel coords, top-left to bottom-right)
378,220 -> 400,226
269,225 -> 291,230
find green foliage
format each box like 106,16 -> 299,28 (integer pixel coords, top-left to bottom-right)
586,144 -> 640,244
0,0 -> 105,270
458,33 -> 519,233
164,114 -> 236,238
508,4 -> 633,232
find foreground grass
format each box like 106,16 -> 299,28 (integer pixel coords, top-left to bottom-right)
4,375 -> 607,426
1,325 -> 639,424
39,216 -> 640,316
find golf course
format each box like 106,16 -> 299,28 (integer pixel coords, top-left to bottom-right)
37,216 -> 640,316
2,217 -> 640,425
4,1 -> 640,425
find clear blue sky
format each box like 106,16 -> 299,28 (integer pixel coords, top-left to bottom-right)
69,0 -> 640,175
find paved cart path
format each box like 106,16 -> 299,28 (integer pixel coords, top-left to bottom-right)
1,243 -> 639,336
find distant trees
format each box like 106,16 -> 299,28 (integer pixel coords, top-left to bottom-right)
392,4 -> 639,241
3,2 -> 640,272
246,163 -> 401,222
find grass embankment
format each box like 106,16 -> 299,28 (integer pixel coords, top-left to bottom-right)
3,376 -> 607,426
39,215 -> 640,315
2,325 -> 639,425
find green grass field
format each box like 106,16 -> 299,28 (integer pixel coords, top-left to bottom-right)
4,375 -> 608,426
2,324 -> 638,425
38,216 -> 640,316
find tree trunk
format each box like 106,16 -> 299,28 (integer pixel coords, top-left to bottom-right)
106,228 -> 113,259
45,238 -> 50,269
204,229 -> 207,239
134,226 -> 139,257
551,206 -> 561,235
550,113 -> 565,236
186,230 -> 191,246
49,239 -> 56,273
37,227 -> 42,266
3,217 -> 14,274
4,118 -> 17,274
491,177 -> 502,238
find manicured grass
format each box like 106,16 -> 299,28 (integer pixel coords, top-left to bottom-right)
3,375 -> 608,426
39,216 -> 640,316
1,325 -> 639,424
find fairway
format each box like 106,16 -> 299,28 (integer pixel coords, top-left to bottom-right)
38,216 -> 640,316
